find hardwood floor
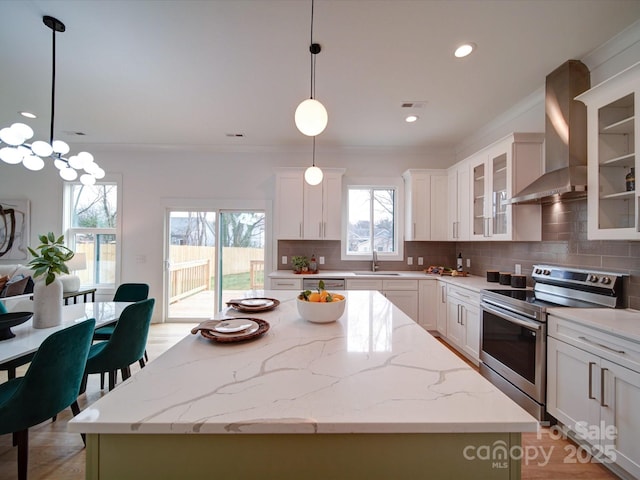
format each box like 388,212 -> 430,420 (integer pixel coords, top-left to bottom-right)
0,325 -> 622,479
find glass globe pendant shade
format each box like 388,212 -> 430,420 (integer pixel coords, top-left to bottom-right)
0,127 -> 24,146
22,154 -> 45,171
304,165 -> 323,186
80,173 -> 96,186
52,140 -> 70,155
59,166 -> 78,181
0,147 -> 23,164
295,99 -> 328,136
31,140 -> 54,157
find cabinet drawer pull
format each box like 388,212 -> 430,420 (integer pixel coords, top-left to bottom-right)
588,361 -> 596,400
600,367 -> 609,408
578,336 -> 625,354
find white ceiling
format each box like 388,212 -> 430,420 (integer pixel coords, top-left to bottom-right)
1,0 -> 640,156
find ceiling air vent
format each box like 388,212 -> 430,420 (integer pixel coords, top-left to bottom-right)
401,101 -> 427,109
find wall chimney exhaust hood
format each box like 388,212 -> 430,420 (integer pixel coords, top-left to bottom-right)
507,60 -> 590,204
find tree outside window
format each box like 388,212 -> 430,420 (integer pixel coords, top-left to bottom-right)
66,182 -> 118,287
347,187 -> 396,255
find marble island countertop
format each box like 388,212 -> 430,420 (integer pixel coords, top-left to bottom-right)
69,290 -> 537,435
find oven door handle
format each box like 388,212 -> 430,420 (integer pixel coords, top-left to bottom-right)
481,303 -> 542,331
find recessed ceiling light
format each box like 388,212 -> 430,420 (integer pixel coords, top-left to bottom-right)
20,111 -> 37,119
405,115 -> 419,123
454,43 -> 476,58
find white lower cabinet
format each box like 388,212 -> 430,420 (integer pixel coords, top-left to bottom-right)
270,278 -> 303,290
345,278 -> 418,321
417,280 -> 438,331
547,315 -> 640,479
444,285 -> 480,364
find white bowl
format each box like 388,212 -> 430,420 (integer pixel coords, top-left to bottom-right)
296,296 -> 346,323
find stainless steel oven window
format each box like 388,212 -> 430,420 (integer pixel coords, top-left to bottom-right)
480,303 -> 546,403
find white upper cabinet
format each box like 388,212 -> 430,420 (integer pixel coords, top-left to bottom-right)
469,133 -> 544,241
275,168 -> 345,240
447,162 -> 470,241
403,169 -> 448,241
576,61 -> 640,240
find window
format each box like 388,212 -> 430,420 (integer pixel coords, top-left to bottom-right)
64,177 -> 120,288
343,182 -> 403,261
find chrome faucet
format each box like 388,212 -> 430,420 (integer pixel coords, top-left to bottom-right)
372,250 -> 379,272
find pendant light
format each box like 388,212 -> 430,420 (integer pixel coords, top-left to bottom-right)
295,0 -> 328,136
0,16 -> 104,185
304,136 -> 323,186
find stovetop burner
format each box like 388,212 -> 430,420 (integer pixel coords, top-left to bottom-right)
482,265 -> 627,319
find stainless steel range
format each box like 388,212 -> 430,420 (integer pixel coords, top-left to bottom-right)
479,265 -> 626,421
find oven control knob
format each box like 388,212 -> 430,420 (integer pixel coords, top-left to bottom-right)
534,268 -> 540,275
588,275 -> 599,283
600,277 -> 612,285
543,269 -> 550,275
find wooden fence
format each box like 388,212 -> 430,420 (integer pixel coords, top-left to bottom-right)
168,246 -> 263,303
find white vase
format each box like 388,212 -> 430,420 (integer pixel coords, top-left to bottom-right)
33,277 -> 63,329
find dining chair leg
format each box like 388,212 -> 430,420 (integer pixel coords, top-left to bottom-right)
79,372 -> 88,395
138,357 -> 145,369
121,365 -> 132,381
144,349 -> 149,362
100,372 -> 105,390
16,429 -> 28,480
108,371 -> 116,391
70,401 -> 86,446
8,367 -> 16,380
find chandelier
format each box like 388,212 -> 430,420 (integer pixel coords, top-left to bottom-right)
0,15 -> 104,185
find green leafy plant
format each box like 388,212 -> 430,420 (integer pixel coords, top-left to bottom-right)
28,232 -> 74,285
291,255 -> 309,272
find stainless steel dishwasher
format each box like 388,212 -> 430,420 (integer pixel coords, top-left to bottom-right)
302,278 -> 345,291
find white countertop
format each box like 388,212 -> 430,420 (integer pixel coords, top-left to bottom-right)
69,290 -> 537,435
547,306 -> 640,343
269,270 -> 500,293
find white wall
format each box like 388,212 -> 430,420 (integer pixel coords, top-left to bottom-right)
0,146 -> 449,321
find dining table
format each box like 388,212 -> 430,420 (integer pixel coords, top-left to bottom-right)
0,301 -> 133,367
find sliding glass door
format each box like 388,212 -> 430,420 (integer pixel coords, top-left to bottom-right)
165,209 -> 265,321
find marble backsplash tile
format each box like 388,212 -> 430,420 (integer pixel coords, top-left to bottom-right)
277,199 -> 640,309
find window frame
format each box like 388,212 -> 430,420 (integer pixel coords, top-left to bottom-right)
63,173 -> 122,293
341,176 -> 404,262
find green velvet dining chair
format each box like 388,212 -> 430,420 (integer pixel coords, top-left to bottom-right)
0,318 -> 96,480
93,283 -> 150,388
81,298 -> 155,392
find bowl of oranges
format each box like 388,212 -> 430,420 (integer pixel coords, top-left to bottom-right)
297,281 -> 346,323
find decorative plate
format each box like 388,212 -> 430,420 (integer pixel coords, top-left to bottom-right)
191,317 -> 270,343
225,297 -> 280,313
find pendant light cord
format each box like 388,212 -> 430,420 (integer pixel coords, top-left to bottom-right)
309,0 -> 315,99
50,24 -> 57,145
312,136 -> 316,166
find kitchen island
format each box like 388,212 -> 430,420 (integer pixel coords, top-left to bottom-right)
70,290 -> 537,479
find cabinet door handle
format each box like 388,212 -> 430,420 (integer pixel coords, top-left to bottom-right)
457,304 -> 461,324
323,222 -> 327,238
441,285 -> 446,303
299,223 -> 303,238
460,305 -> 464,325
319,222 -> 322,237
413,222 -> 416,238
578,336 -> 626,354
588,361 -> 596,400
600,367 -> 609,407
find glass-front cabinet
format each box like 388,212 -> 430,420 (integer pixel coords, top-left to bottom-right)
469,133 -> 543,241
577,61 -> 640,240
